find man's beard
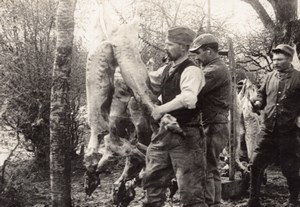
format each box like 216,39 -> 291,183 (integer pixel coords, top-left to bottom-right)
166,51 -> 179,61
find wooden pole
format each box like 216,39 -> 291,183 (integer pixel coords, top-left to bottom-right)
228,37 -> 236,181
207,0 -> 211,32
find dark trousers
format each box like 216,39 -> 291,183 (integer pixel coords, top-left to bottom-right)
250,127 -> 300,200
203,123 -> 229,207
142,126 -> 207,207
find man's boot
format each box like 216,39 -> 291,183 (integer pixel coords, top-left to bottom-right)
285,177 -> 300,207
247,166 -> 263,207
142,201 -> 164,207
284,200 -> 299,207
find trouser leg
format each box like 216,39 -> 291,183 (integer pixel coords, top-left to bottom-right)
205,172 -> 215,205
170,127 -> 208,207
204,124 -> 228,206
213,170 -> 222,206
248,128 -> 274,207
280,136 -> 300,205
248,154 -> 268,203
142,131 -> 174,206
247,149 -> 271,207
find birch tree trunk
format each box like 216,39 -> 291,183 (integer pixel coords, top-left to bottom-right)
50,0 -> 75,206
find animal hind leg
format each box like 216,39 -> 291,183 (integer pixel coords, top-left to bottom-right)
85,41 -> 116,157
84,42 -> 117,196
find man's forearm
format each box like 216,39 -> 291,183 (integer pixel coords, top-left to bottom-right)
151,97 -> 185,120
158,97 -> 185,114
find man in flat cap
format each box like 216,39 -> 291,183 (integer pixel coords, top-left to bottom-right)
142,26 -> 208,207
190,33 -> 231,207
248,44 -> 300,207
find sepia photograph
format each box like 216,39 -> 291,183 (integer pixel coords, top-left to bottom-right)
0,0 -> 300,206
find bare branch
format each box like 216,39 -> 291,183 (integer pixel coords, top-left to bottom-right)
242,0 -> 276,31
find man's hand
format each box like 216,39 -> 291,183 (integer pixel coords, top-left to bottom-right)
249,100 -> 262,115
296,116 -> 300,128
253,101 -> 262,109
151,105 -> 164,121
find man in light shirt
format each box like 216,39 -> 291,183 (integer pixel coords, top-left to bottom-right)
142,26 -> 207,207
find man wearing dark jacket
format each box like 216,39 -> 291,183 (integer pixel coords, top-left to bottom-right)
190,33 -> 231,207
248,44 -> 300,207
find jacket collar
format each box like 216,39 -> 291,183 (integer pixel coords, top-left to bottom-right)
203,56 -> 221,67
275,65 -> 294,79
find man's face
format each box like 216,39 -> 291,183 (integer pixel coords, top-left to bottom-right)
194,48 -> 209,65
272,53 -> 292,72
164,39 -> 184,61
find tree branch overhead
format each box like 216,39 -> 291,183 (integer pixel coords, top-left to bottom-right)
242,0 -> 276,31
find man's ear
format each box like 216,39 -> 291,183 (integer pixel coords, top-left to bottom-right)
180,44 -> 189,52
289,56 -> 293,62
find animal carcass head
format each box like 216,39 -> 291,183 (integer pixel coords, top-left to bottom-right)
238,79 -> 260,115
238,79 -> 258,102
84,167 -> 100,196
112,179 -> 136,207
84,152 -> 102,196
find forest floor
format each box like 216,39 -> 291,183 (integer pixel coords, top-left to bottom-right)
0,156 -> 291,207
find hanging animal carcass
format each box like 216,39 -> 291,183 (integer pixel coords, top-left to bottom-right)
84,2 -> 183,206
235,79 -> 261,173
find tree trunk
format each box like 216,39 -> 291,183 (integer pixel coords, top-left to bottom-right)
270,0 -> 299,46
50,0 -> 75,206
243,0 -> 300,52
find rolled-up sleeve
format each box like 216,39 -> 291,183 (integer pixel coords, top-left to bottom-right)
148,66 -> 166,94
255,74 -> 269,109
174,66 -> 205,109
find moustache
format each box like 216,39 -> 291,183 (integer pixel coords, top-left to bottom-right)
273,64 -> 280,68
162,55 -> 169,63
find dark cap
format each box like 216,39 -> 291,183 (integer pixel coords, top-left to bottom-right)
272,44 -> 295,57
189,33 -> 219,52
166,26 -> 196,46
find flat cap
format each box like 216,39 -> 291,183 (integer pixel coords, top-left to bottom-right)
272,44 -> 295,57
167,26 -> 196,46
189,33 -> 219,52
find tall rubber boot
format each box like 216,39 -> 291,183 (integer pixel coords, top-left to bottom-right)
247,166 -> 263,207
142,201 -> 164,207
286,177 -> 300,207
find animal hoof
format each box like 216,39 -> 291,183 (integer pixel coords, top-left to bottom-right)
262,172 -> 267,185
112,180 -> 136,207
84,169 -> 101,196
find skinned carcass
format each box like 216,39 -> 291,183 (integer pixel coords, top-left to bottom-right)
220,79 -> 262,181
85,41 -> 116,157
111,18 -> 159,114
84,41 -> 117,196
84,4 -> 182,206
292,44 -> 300,71
85,0 -> 120,157
235,79 -> 261,173
85,61 -> 148,197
